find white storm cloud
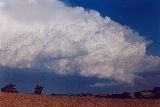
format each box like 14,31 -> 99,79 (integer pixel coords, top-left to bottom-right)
0,0 -> 159,83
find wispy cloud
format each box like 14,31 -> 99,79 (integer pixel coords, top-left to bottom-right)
89,82 -> 118,87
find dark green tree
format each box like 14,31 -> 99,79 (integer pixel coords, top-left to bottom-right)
34,85 -> 44,94
1,84 -> 18,93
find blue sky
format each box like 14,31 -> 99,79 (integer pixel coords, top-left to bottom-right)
0,0 -> 160,94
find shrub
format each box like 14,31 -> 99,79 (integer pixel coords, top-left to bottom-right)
1,84 -> 18,93
34,85 -> 44,94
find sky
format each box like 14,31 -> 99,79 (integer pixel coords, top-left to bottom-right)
0,0 -> 160,94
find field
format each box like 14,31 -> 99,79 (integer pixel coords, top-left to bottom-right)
0,92 -> 160,107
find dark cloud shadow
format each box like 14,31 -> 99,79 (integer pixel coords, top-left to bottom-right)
0,66 -> 111,94
0,66 -> 159,94
134,70 -> 160,91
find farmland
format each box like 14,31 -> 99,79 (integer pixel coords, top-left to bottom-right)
0,92 -> 160,107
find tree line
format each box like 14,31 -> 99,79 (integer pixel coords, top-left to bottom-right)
1,84 -> 160,99
1,84 -> 44,95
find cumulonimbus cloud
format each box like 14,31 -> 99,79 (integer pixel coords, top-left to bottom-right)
0,0 -> 159,83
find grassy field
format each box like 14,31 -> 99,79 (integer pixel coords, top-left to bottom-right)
0,92 -> 160,107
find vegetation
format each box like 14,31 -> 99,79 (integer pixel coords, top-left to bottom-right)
0,84 -> 160,99
1,84 -> 18,93
34,85 -> 44,95
0,84 -> 160,107
0,92 -> 160,107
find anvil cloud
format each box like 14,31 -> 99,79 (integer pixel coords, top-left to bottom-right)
0,0 -> 159,83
